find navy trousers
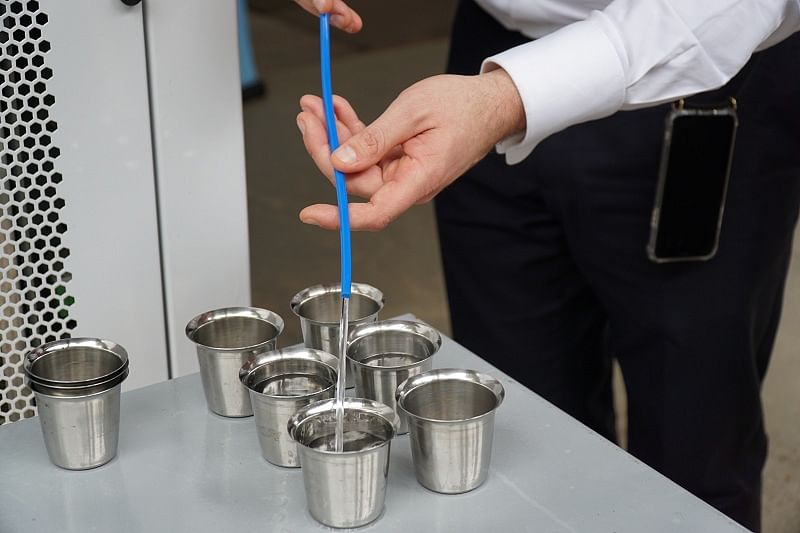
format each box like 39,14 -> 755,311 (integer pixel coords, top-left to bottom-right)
437,2 -> 800,530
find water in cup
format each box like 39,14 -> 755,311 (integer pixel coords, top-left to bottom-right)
252,374 -> 332,396
308,430 -> 388,452
362,352 -> 425,367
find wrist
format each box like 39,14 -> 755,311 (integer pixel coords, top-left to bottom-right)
478,68 -> 526,142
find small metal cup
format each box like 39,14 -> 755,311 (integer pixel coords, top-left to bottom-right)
347,320 -> 441,434
290,283 -> 384,388
239,347 -> 338,467
24,337 -> 129,389
24,338 -> 130,470
288,398 -> 400,528
186,307 -> 284,417
396,369 -> 505,494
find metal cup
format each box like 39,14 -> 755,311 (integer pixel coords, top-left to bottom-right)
24,337 -> 129,389
290,283 -> 384,388
24,338 -> 131,470
396,369 -> 505,494
186,307 -> 284,417
347,320 -> 441,434
288,398 -> 400,528
239,347 -> 338,467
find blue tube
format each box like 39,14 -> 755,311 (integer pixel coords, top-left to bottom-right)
237,0 -> 260,89
319,14 -> 352,298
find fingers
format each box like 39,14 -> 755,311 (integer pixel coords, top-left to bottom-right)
330,95 -> 422,174
297,110 -> 386,198
332,95 -> 365,131
299,204 -> 339,229
299,188 -> 416,231
299,94 -> 365,136
297,108 -> 351,157
297,94 -> 362,181
297,110 -> 337,182
294,0 -> 363,33
351,171 -> 423,230
301,162 -> 427,231
329,0 -> 363,33
298,94 -> 385,198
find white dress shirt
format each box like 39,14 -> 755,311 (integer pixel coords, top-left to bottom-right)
474,0 -> 800,163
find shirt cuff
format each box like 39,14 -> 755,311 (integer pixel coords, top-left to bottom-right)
481,14 -> 627,164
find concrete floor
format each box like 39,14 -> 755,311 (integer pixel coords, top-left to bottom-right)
242,4 -> 800,532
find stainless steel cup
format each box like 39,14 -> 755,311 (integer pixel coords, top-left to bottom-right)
186,307 -> 284,417
24,338 -> 131,470
239,347 -> 338,467
24,337 -> 129,389
290,283 -> 384,388
288,398 -> 400,528
347,320 -> 441,434
396,369 -> 505,493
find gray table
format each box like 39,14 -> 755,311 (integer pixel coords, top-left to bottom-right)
0,333 -> 748,532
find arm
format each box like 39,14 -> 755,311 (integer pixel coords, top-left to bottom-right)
298,0 -> 800,230
487,0 -> 800,162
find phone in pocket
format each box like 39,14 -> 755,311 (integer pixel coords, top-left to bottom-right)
647,100 -> 738,263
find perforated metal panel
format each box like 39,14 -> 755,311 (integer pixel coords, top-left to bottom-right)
0,0 -> 76,424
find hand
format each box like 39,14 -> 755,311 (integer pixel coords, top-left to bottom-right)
296,69 -> 526,231
293,0 -> 363,33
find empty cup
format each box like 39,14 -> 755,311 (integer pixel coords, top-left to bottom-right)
24,338 -> 130,470
288,398 -> 400,528
290,283 -> 384,388
186,307 -> 284,417
347,320 -> 441,434
396,369 -> 505,493
239,347 -> 338,467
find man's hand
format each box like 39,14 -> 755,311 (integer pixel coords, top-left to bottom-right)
296,69 -> 526,231
293,0 -> 362,33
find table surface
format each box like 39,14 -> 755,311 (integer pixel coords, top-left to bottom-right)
0,331 -> 749,532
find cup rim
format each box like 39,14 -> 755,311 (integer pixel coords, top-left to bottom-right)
395,368 -> 505,424
289,282 -> 384,325
346,319 -> 442,370
23,337 -> 129,387
287,397 -> 399,454
30,367 -> 129,398
27,360 -> 129,390
185,307 -> 285,351
239,347 -> 339,398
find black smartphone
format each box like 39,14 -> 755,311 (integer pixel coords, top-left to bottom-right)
647,102 -> 738,263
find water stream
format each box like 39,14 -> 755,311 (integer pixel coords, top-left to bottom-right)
334,296 -> 350,453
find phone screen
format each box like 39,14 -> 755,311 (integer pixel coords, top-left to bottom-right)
651,112 -> 737,261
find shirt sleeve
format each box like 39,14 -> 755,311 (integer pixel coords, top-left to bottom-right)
482,0 -> 800,164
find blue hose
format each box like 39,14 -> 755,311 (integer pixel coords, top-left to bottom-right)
319,14 -> 352,298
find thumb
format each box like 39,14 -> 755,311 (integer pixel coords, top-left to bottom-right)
330,98 -> 419,172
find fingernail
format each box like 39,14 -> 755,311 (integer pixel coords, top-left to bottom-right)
313,0 -> 325,12
334,145 -> 356,164
296,118 -> 305,135
302,217 -> 320,227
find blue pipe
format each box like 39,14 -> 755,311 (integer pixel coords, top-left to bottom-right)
237,0 -> 260,89
319,14 -> 352,298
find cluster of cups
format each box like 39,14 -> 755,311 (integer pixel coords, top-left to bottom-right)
22,283 -> 505,529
